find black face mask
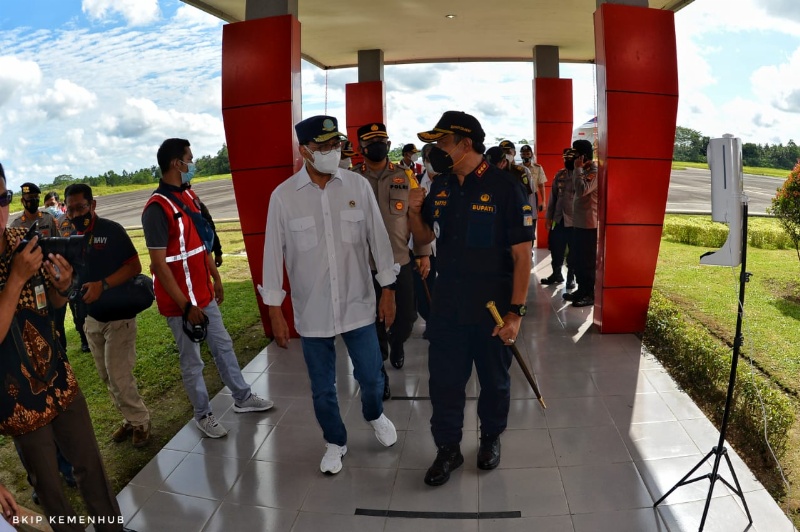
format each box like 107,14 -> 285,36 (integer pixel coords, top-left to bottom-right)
24,199 -> 40,214
428,146 -> 455,174
363,142 -> 389,162
564,159 -> 575,171
70,213 -> 92,231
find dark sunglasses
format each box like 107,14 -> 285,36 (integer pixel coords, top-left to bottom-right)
0,191 -> 12,207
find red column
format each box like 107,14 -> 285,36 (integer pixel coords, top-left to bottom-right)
221,15 -> 302,337
594,4 -> 678,333
534,78 -> 573,248
345,81 -> 386,160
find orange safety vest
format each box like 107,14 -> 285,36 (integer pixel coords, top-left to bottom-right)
145,189 -> 213,317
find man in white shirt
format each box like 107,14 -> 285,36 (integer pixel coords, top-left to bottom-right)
260,115 -> 399,475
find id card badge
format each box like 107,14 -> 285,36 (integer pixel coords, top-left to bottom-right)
34,282 -> 47,310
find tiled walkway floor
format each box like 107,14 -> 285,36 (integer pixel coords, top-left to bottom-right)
115,252 -> 796,532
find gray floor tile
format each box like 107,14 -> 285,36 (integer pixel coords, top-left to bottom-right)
620,420 -> 699,461
218,396 -> 286,426
544,396 -> 614,429
128,448 -> 188,488
478,515 -> 574,532
604,392 -> 677,426
572,507 -> 668,532
161,452 -> 248,500
339,428 -> 406,469
302,466 -> 397,515
505,398 -> 548,430
219,370 -> 262,394
249,371 -> 312,398
560,462 -> 653,514
191,420 -> 273,459
479,467 -> 568,517
225,460 -> 312,510
660,390 -> 706,420
202,502 -> 297,532
550,425 -> 632,466
537,370 -> 600,399
240,352 -> 270,373
389,468 -> 479,513
163,423 -> 204,452
291,512 -> 386,532
254,423 -> 326,465
635,455 -> 732,505
592,369 -> 655,395
495,429 -> 557,469
398,430 -> 479,470
642,368 -> 681,393
385,518 -> 478,531
115,483 -> 156,523
657,495 -> 756,532
125,490 -> 219,532
733,488 -> 797,532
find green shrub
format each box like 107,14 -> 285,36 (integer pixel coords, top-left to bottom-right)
644,290 -> 794,460
663,215 -> 792,250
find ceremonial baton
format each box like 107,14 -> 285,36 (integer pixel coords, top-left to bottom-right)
486,301 -> 546,409
414,258 -> 433,305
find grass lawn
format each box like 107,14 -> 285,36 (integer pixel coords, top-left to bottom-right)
0,220 -> 266,514
655,217 -> 800,522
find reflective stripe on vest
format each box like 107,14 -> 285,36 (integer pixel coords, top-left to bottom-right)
152,192 -> 202,306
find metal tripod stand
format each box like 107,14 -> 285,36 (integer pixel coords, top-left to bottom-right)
653,201 -> 753,531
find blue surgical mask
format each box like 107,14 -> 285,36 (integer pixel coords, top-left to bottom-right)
180,161 -> 196,184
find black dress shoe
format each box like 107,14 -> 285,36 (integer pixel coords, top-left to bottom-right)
477,436 -> 501,470
389,342 -> 405,369
63,471 -> 77,488
562,292 -> 576,301
80,343 -> 90,352
424,444 -> 464,486
31,490 -> 40,505
572,296 -> 595,308
381,366 -> 391,401
540,276 -> 564,285
566,281 -> 577,290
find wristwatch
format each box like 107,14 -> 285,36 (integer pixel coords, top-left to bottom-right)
509,304 -> 527,317
101,278 -> 110,292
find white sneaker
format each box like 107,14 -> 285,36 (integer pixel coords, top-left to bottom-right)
369,413 -> 397,447
195,413 -> 228,438
233,393 -> 274,413
320,443 -> 347,474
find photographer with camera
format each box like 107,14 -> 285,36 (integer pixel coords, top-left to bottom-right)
0,164 -> 131,531
64,183 -> 151,448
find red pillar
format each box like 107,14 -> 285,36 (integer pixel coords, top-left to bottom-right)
221,15 -> 302,337
594,4 -> 678,333
534,78 -> 573,248
345,81 -> 386,160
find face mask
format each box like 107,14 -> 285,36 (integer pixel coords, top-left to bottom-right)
564,159 -> 575,171
522,157 -> 531,164
428,146 -> 455,174
70,212 -> 92,231
24,199 -> 40,214
307,147 -> 341,174
46,206 -> 61,217
180,162 -> 196,184
424,161 -> 436,176
505,154 -> 515,164
411,153 -> 420,162
363,142 -> 389,162
338,158 -> 351,169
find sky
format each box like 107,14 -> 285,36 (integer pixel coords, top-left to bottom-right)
1,0 -> 800,190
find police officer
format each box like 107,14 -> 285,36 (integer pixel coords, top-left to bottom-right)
566,139 -> 598,308
353,124 -> 431,396
10,183 -> 58,237
541,148 -> 577,288
409,111 -> 534,486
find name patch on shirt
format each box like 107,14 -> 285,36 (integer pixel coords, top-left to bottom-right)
471,203 -> 496,213
434,200 -> 448,207
389,184 -> 408,190
523,214 -> 534,226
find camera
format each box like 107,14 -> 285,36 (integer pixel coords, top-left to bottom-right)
182,315 -> 209,343
16,221 -> 86,266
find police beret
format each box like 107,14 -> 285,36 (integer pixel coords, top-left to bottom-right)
295,115 -> 345,145
499,140 -> 515,151
520,144 -> 532,152
342,140 -> 357,157
402,143 -> 419,154
357,123 -> 388,141
572,139 -> 594,159
485,147 -> 505,166
21,182 -> 41,195
418,111 -> 485,144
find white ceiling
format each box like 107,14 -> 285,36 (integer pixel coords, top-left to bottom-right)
182,0 -> 694,69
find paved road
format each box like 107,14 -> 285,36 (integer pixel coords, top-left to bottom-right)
23,169 -> 780,229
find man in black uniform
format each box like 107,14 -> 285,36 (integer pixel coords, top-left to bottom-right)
409,111 -> 534,486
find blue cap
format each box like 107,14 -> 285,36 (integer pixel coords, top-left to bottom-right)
295,115 -> 345,145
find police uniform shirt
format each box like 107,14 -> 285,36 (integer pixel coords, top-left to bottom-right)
524,162 -> 547,188
260,165 -> 397,337
352,161 -> 430,265
9,209 -> 58,238
422,161 -> 534,324
546,168 -> 570,224
572,161 -> 599,229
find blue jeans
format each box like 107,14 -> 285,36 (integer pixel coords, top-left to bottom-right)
166,300 -> 251,420
301,324 -> 384,446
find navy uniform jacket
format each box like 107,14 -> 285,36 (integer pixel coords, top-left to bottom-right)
422,160 -> 534,324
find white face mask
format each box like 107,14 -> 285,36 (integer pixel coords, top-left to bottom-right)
338,158 -> 351,169
307,147 -> 342,175
424,161 -> 436,176
411,153 -> 420,162
505,154 -> 515,164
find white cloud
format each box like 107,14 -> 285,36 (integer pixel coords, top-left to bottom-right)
82,0 -> 160,26
0,56 -> 42,107
751,47 -> 800,114
21,78 -> 97,120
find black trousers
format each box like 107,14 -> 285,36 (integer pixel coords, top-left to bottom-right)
548,221 -> 573,280
571,227 -> 598,299
412,254 -> 437,322
427,315 -> 512,446
372,261 -> 417,360
68,298 -> 88,345
53,304 -> 68,350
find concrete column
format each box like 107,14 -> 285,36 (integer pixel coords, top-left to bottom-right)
357,49 -> 384,82
533,45 -> 572,249
347,50 -> 386,160
245,0 -> 297,19
596,0 -> 648,6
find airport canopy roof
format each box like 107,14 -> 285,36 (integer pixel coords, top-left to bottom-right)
182,0 -> 693,69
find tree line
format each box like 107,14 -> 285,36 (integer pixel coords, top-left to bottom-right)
39,145 -> 230,189
674,126 -> 800,169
